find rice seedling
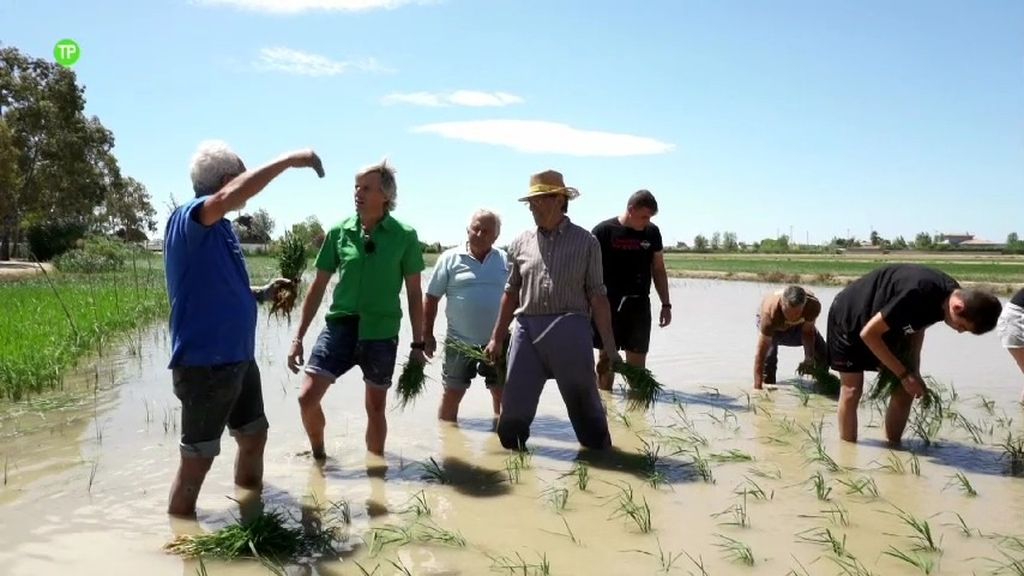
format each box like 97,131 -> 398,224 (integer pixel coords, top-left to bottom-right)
798,502 -> 851,527
87,459 -> 99,493
610,483 -> 653,533
541,486 -> 569,511
712,491 -> 750,527
3,457 -> 8,486
796,526 -> 849,558
944,512 -> 977,537
907,452 -> 921,476
690,447 -> 715,483
978,394 -> 997,415
791,384 -> 812,406
746,465 -> 781,482
268,232 -> 307,320
165,509 -> 339,560
828,553 -> 877,576
985,550 -> 1024,575
883,545 -> 936,574
612,409 -> 634,429
418,457 -> 450,485
628,539 -> 684,574
796,362 -> 841,396
646,469 -> 668,489
414,521 -> 467,548
951,412 -> 985,444
806,443 -> 842,473
807,471 -> 832,501
505,456 -> 523,484
883,505 -> 941,552
909,401 -> 944,446
488,551 -> 551,575
836,475 -> 879,498
571,461 -> 589,491
540,516 -> 582,546
683,550 -> 710,576
701,385 -> 721,397
638,435 -> 662,469
998,431 -> 1024,475
734,477 -> 773,501
394,358 -> 427,409
364,520 -> 465,557
871,451 -> 906,474
194,557 -> 208,576
353,561 -> 380,575
787,556 -> 814,576
943,471 -> 978,497
996,412 -> 1015,431
387,557 -> 414,576
445,337 -> 507,388
614,361 -> 664,410
709,448 -> 754,463
713,533 -> 754,566
398,491 -> 431,518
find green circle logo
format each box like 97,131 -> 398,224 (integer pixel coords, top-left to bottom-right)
54,39 -> 81,67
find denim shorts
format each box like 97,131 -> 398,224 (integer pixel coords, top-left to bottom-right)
305,316 -> 399,388
442,344 -> 499,390
171,360 -> 268,458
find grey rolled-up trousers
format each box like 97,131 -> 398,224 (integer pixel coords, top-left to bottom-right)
497,313 -> 612,451
763,323 -> 828,378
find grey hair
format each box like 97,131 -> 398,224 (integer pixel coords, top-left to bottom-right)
357,158 -> 398,211
782,285 -> 807,308
469,209 -> 501,231
190,140 -> 244,197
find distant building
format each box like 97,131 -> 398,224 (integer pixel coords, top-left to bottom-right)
937,233 -> 1004,249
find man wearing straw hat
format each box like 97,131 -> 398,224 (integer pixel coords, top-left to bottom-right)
485,170 -> 622,450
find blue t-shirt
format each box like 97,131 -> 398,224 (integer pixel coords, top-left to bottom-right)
426,245 -> 509,346
164,197 -> 256,368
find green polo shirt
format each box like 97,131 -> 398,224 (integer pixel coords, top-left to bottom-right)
315,214 -> 425,340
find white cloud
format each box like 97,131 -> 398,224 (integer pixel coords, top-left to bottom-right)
382,90 -> 524,107
255,47 -> 390,76
411,120 -> 674,157
196,0 -> 426,14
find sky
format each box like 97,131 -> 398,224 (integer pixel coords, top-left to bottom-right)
3,0 -> 1023,247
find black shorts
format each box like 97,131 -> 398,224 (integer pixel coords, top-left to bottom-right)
172,360 -> 267,458
593,295 -> 652,354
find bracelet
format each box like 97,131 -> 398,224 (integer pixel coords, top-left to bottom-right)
662,303 -> 672,309
410,341 -> 426,350
897,369 -> 910,380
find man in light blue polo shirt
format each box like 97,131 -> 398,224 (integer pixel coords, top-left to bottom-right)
424,209 -> 509,422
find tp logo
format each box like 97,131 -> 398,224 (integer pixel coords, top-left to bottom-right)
54,39 -> 81,67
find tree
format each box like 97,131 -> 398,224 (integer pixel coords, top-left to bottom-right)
0,118 -> 20,257
914,232 -> 933,250
233,208 -> 275,244
710,231 -> 721,251
693,234 -> 708,252
891,236 -> 908,250
1008,232 -> 1020,246
288,215 -> 325,248
96,176 -> 156,241
0,46 -> 127,260
870,230 -> 883,246
722,231 -> 738,252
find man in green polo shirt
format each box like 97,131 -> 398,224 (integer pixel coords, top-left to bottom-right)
287,160 -> 426,459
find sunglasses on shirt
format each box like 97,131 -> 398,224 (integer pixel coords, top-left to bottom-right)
363,234 -> 376,254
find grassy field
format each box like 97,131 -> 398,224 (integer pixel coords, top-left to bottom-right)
663,252 -> 1024,284
0,254 -> 281,401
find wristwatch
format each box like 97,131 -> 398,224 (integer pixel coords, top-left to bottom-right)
410,341 -> 426,350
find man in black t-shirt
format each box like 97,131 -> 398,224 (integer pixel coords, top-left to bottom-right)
592,190 -> 672,391
827,264 -> 1001,445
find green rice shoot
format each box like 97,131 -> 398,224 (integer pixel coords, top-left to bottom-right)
613,361 -> 664,410
395,358 -> 427,409
796,362 -> 841,396
444,337 -> 507,388
165,509 -> 339,560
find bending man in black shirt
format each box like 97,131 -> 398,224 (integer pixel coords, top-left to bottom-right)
592,190 -> 672,391
827,264 -> 1001,445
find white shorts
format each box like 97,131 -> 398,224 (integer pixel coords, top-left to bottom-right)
997,302 -> 1024,348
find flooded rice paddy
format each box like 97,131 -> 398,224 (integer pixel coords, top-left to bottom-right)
1,278 -> 1022,575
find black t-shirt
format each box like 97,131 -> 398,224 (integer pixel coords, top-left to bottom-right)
1011,288 -> 1024,308
591,217 -> 663,299
831,264 -> 959,342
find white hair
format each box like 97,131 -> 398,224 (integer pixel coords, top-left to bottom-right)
190,140 -> 244,196
356,158 -> 398,211
470,209 -> 502,231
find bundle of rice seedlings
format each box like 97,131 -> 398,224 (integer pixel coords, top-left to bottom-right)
444,337 -> 508,388
270,233 -> 307,320
395,357 -> 427,409
165,509 -> 335,560
866,347 -> 942,415
796,362 -> 841,396
614,361 -> 664,410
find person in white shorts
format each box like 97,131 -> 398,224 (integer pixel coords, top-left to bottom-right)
997,287 -> 1024,403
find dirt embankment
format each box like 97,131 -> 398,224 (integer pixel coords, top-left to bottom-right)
666,269 -> 1020,296
0,261 -> 54,281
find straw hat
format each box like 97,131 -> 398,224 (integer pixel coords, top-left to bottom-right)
518,170 -> 581,202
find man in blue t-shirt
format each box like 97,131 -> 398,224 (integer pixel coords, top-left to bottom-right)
424,209 -> 509,422
164,140 -> 323,517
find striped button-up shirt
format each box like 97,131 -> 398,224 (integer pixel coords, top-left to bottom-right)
505,217 -> 607,316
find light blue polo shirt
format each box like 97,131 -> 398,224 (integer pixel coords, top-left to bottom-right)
426,245 -> 509,346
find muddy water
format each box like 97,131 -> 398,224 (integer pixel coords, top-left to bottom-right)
1,278 -> 1022,575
